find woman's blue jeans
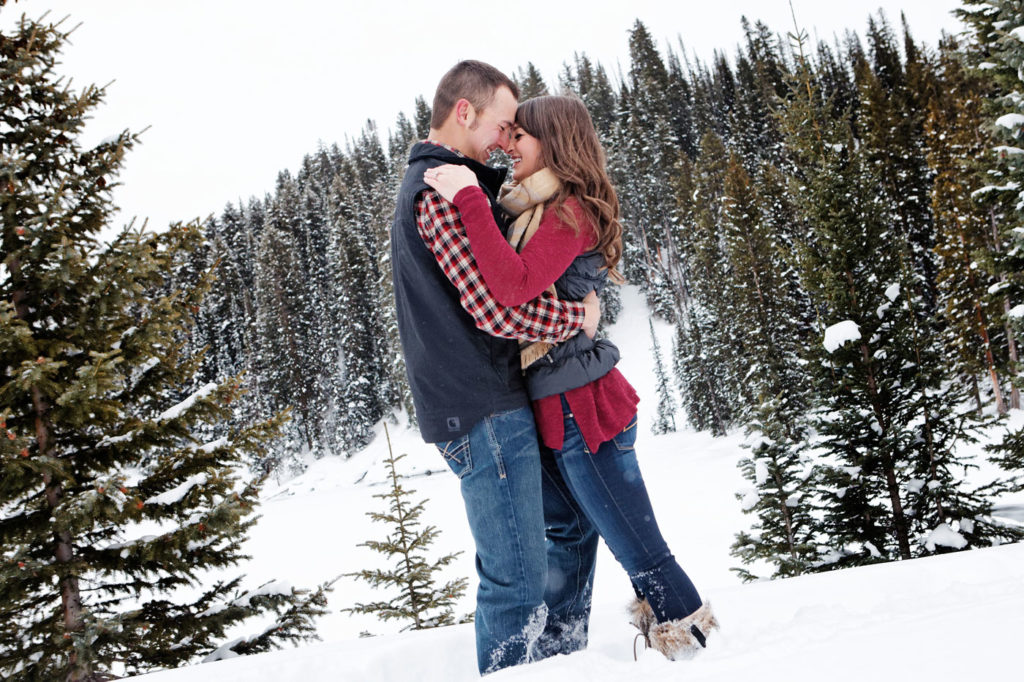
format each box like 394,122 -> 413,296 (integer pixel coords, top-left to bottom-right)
540,397 -> 703,656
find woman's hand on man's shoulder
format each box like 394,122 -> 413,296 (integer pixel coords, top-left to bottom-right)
424,164 -> 479,203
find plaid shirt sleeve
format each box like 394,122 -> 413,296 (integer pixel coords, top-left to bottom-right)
415,189 -> 586,343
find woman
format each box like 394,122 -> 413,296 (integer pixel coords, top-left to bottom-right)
423,95 -> 717,661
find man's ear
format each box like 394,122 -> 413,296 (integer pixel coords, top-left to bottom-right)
455,98 -> 475,128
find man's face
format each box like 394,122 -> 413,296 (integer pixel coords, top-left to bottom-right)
465,86 -> 517,163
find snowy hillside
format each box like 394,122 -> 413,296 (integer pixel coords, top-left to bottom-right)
130,287 -> 1024,681
130,543 -> 1024,682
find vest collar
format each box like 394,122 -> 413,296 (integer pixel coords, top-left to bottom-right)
409,141 -> 507,197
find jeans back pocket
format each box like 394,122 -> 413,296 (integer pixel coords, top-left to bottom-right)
436,435 -> 473,479
611,414 -> 639,452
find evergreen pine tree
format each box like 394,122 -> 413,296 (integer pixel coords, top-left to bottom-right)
779,25 -> 1022,570
341,123 -> 398,441
671,132 -> 745,433
858,16 -> 939,313
332,204 -> 385,449
732,18 -> 788,167
344,424 -> 468,630
203,204 -> 256,386
515,62 -> 549,99
295,154 -> 344,453
559,53 -> 619,141
988,420 -> 1024,494
957,0 -> 1024,411
389,112 -> 416,163
925,34 -> 1008,414
721,152 -> 819,580
597,277 -> 623,330
731,424 -> 819,581
687,56 -> 719,141
672,307 -> 732,436
413,96 -> 432,140
0,15 -> 327,679
179,116 -> 408,461
614,21 -> 681,302
665,47 -> 699,160
649,320 -> 677,434
252,204 -> 311,460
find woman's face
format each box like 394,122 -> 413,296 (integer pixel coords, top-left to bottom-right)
510,126 -> 543,182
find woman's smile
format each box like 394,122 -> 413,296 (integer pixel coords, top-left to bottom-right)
509,128 -> 542,181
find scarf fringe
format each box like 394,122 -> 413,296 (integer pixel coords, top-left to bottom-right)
500,169 -> 563,369
519,340 -> 553,370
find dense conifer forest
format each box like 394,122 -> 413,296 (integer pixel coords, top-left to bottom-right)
179,7 -> 1024,578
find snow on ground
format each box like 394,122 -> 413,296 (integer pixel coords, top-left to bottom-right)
132,543 -> 1024,682
130,287 -> 1024,681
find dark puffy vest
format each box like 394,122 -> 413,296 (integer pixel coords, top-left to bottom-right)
524,250 -> 620,399
391,142 -> 528,442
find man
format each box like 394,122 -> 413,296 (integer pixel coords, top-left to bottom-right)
390,60 -> 599,674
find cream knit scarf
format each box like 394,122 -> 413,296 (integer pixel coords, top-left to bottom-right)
498,168 -> 562,369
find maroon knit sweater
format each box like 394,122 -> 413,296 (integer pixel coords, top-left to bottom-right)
453,186 -> 639,452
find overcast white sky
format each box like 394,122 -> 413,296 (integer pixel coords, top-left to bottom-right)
1,1 -> 964,231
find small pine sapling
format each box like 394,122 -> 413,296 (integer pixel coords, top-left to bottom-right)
650,319 -> 678,434
344,424 -> 469,631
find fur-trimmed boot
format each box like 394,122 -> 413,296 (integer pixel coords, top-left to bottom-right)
628,597 -> 657,636
628,597 -> 657,659
647,602 -> 719,661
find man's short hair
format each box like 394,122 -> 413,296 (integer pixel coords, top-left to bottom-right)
430,60 -> 519,129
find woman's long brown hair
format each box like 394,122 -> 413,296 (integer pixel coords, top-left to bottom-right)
515,95 -> 624,280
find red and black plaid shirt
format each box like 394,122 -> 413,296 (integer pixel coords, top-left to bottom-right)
414,143 -> 585,343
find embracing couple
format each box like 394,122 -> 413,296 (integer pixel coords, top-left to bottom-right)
390,60 -> 717,675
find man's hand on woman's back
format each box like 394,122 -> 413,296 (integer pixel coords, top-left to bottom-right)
582,290 -> 601,339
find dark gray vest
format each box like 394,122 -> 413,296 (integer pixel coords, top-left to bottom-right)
524,250 -> 620,399
391,143 -> 528,442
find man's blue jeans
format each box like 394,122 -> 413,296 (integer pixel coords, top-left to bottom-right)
436,406 -> 554,675
543,398 -> 703,637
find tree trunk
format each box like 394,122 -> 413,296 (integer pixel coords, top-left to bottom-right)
960,224 -> 1007,415
975,306 -> 1007,416
772,466 -> 798,566
861,343 -> 912,561
1004,297 -> 1021,410
878,448 -> 913,560
988,209 -> 1019,410
11,257 -> 89,680
40,394 -> 87,682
